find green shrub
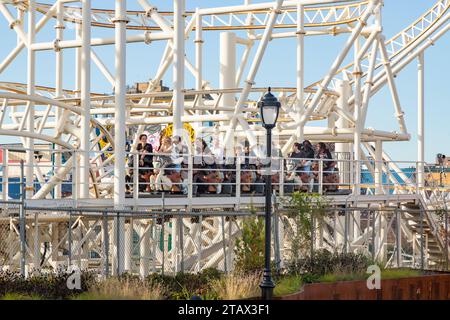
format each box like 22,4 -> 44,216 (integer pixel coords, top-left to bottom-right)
301,273 -> 321,284
273,275 -> 302,296
146,268 -> 223,299
285,192 -> 329,260
287,250 -> 372,278
0,269 -> 96,300
234,214 -> 265,274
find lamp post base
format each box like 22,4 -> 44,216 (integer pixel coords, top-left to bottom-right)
260,270 -> 275,300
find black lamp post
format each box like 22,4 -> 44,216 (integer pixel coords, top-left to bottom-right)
258,87 -> 281,300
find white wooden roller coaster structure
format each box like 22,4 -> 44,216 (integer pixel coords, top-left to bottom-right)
0,0 -> 449,276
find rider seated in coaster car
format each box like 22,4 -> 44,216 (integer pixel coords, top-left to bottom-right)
139,170 -> 153,192
126,143 -> 148,193
286,142 -> 304,192
166,166 -> 184,193
149,166 -> 171,192
240,167 -> 255,193
241,143 -> 257,193
310,160 -> 339,193
149,135 -> 183,193
222,148 -> 239,194
323,162 -> 339,192
310,161 -> 320,193
192,138 -> 224,194
201,168 -> 224,194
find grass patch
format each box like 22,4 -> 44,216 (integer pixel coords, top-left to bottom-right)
315,268 -> 422,284
210,272 -> 261,300
71,292 -> 108,300
318,273 -> 366,283
1,293 -> 43,300
274,275 -> 302,297
380,268 -> 422,279
73,277 -> 166,300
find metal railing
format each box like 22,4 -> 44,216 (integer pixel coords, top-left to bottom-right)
2,147 -> 447,203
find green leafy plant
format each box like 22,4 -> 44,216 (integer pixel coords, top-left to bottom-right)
287,250 -> 372,278
273,275 -> 302,296
234,209 -> 265,274
0,269 -> 96,300
300,273 -> 321,284
170,284 -> 193,300
146,268 -> 222,299
285,192 -> 330,261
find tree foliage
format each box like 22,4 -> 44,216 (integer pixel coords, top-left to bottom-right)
286,192 -> 329,261
234,212 -> 265,274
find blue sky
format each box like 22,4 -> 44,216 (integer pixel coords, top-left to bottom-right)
0,0 -> 449,163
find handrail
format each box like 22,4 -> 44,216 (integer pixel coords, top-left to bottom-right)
3,147 -> 449,201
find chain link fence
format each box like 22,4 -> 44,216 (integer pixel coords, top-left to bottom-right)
0,202 -> 449,278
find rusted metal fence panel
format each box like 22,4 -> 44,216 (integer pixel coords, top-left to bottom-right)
280,275 -> 450,300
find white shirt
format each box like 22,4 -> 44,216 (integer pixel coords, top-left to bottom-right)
211,146 -> 224,165
171,142 -> 187,165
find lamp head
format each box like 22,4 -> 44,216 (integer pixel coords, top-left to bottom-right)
258,87 -> 281,129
